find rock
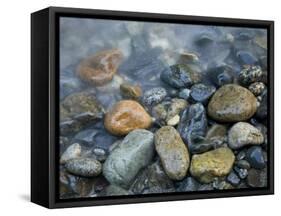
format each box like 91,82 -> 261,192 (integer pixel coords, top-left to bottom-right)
120,83 -> 142,99
103,129 -> 154,188
77,49 -> 123,86
239,65 -> 263,85
142,87 -> 167,106
226,171 -> 240,186
155,126 -> 190,180
248,82 -> 266,96
178,88 -> 191,100
213,179 -> 234,190
104,100 -> 152,135
234,166 -> 248,179
190,83 -> 216,104
95,75 -> 124,93
256,89 -> 267,119
228,122 -> 264,149
92,148 -> 107,162
130,161 -> 175,194
152,103 -> 168,122
60,120 -> 82,136
60,143 -> 82,164
236,151 -> 246,160
161,64 -> 201,89
235,160 -> 251,169
195,34 -> 214,46
236,51 -> 258,65
189,139 -> 225,154
206,124 -> 227,141
166,98 -> 188,121
73,129 -> 98,146
190,147 -> 235,183
60,90 -> 104,121
177,103 -> 207,147
207,84 -> 257,122
175,177 -> 200,192
167,115 -> 180,126
105,185 -> 129,196
247,168 -> 267,187
207,65 -> 234,87
246,146 -> 266,169
65,158 -> 102,177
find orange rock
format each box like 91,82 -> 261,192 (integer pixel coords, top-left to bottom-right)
77,49 -> 123,86
104,100 -> 152,136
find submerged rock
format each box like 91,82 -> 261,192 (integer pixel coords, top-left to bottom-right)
161,64 -> 201,89
207,84 -> 257,122
228,122 -> 264,149
155,126 -> 190,180
207,65 -> 234,87
77,49 -> 123,86
190,83 -> 216,104
190,147 -> 235,183
104,100 -> 152,135
120,83 -> 142,100
65,158 -> 102,177
60,143 -> 82,164
103,129 -> 154,188
142,87 -> 167,106
236,51 -> 258,66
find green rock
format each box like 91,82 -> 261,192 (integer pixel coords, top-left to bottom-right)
190,147 -> 235,183
155,126 -> 190,180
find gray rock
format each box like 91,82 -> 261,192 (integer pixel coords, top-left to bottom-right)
234,166 -> 248,179
246,146 -> 266,169
235,160 -> 251,169
178,88 -> 191,100
239,65 -> 263,85
65,158 -> 102,177
105,185 -> 130,196
175,177 -> 200,192
190,83 -> 216,104
103,129 -> 154,188
142,87 -> 167,106
60,143 -> 82,164
226,171 -> 241,186
228,122 -> 264,149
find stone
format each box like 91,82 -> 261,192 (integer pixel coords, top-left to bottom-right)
105,185 -> 129,196
155,126 -> 190,180
65,158 -> 102,177
235,160 -> 251,169
226,171 -> 240,186
256,89 -> 267,119
246,146 -> 266,169
247,168 -> 267,187
190,83 -> 216,104
178,88 -> 191,100
161,64 -> 201,89
234,166 -> 248,179
175,177 -> 200,192
130,161 -> 175,194
228,122 -> 264,149
104,100 -> 152,135
166,98 -> 188,121
206,124 -> 227,141
190,147 -> 235,183
207,65 -> 234,87
207,84 -> 257,122
60,143 -> 82,164
120,83 -> 142,100
167,115 -> 180,126
177,103 -> 207,147
73,129 -> 98,146
236,51 -> 258,66
189,139 -> 225,154
239,65 -> 263,85
103,129 -> 154,188
248,82 -> 266,96
142,87 -> 167,106
77,49 -> 123,86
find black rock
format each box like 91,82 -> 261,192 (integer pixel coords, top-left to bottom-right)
175,177 -> 200,192
190,83 -> 216,104
226,171 -> 241,186
246,146 -> 266,169
177,103 -> 207,147
161,64 -> 201,89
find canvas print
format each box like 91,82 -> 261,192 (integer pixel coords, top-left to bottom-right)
59,17 -> 268,199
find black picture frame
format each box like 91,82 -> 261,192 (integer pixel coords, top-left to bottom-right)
31,6 -> 274,209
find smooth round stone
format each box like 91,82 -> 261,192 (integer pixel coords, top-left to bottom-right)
248,82 -> 266,96
155,126 -> 190,180
226,171 -> 240,186
228,122 -> 264,149
239,65 -> 263,85
178,88 -> 191,100
65,158 -> 102,177
161,64 -> 202,89
104,100 -> 152,136
190,147 -> 235,183
60,143 -> 82,164
207,84 -> 257,122
190,83 -> 216,104
103,129 -> 154,188
247,168 -> 267,187
120,83 -> 142,100
77,49 -> 123,86
142,87 -> 167,106
246,146 -> 266,169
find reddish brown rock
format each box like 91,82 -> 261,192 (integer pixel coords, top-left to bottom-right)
77,49 -> 123,86
104,100 -> 152,135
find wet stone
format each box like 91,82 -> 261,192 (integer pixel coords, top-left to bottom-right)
246,146 -> 266,169
235,160 -> 251,169
105,185 -> 130,196
226,171 -> 241,186
120,83 -> 142,100
234,166 -> 248,179
256,89 -> 267,119
178,88 -> 191,100
65,158 -> 102,177
190,83 -> 216,104
166,98 -> 188,122
239,65 -> 263,85
248,82 -> 266,96
60,143 -> 82,164
207,65 -> 234,87
142,87 -> 167,106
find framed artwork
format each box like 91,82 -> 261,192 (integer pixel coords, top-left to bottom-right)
31,7 -> 274,208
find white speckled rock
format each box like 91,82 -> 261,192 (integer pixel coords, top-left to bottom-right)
60,143 -> 81,164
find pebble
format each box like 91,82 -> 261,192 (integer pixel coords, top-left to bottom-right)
60,143 -> 82,164
226,171 -> 241,186
155,126 -> 190,180
120,83 -> 142,100
248,82 -> 266,96
228,122 -> 264,149
190,83 -> 216,104
190,147 -> 235,183
161,64 -> 201,88
247,168 -> 267,187
77,49 -> 123,86
104,100 -> 152,135
178,88 -> 191,100
239,65 -> 263,85
236,51 -> 258,65
234,166 -> 248,179
207,65 -> 234,87
167,115 -> 180,126
65,158 -> 102,177
142,87 -> 167,106
103,129 -> 154,188
207,84 -> 257,122
246,146 -> 266,169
